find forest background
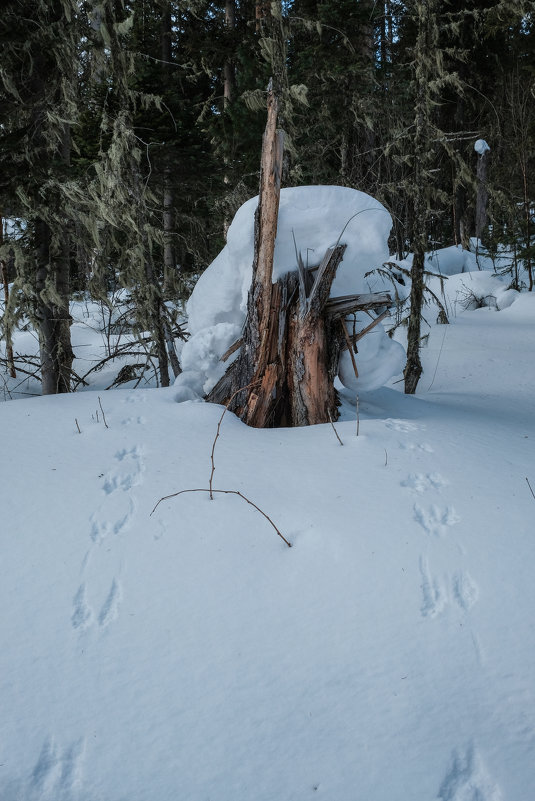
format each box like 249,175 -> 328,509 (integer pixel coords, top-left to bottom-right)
0,0 -> 533,397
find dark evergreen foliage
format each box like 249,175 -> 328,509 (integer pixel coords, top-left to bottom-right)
1,0 -> 533,393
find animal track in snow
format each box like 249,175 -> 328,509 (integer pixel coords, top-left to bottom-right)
385,418 -> 425,433
438,744 -> 502,801
90,447 -> 142,543
31,736 -> 85,799
123,392 -> 147,405
90,497 -> 136,542
419,557 -> 447,618
452,571 -> 479,611
419,562 -> 479,619
401,472 -> 448,493
71,580 -> 122,631
414,503 -> 460,536
399,441 -> 434,453
102,446 -> 145,495
121,415 -> 146,426
71,584 -> 93,630
98,578 -> 122,627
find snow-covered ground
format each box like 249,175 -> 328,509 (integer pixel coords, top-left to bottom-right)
1,187 -> 534,800
1,285 -> 534,800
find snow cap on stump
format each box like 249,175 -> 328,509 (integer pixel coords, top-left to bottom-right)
176,185 -> 404,400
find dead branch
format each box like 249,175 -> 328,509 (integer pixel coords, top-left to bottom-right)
355,309 -> 391,341
98,396 -> 109,428
340,321 -> 359,378
327,411 -> 344,446
209,381 -> 260,499
221,338 -> 244,362
150,488 -> 291,548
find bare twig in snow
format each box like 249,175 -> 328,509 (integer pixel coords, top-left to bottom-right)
526,477 -> 535,501
98,396 -> 109,428
150,488 -> 292,548
328,411 -> 344,445
152,380 -> 290,548
209,381 -> 260,499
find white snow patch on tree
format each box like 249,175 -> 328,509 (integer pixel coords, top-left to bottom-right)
474,139 -> 490,155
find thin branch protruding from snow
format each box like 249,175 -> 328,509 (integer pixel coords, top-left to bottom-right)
150,488 -> 292,548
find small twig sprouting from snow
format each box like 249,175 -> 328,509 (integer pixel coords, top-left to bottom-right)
98,396 -> 109,428
384,449 -> 388,467
150,488 -> 292,548
209,381 -> 260,500
75,419 -> 81,434
356,395 -> 360,437
526,477 -> 535,501
151,379 -> 290,548
328,411 -> 343,446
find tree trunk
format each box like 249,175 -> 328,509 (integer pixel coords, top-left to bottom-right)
223,0 -> 235,109
207,85 -> 349,427
475,147 -> 490,242
161,3 -> 177,285
163,166 -> 176,286
404,0 -> 437,395
35,218 -> 73,394
0,216 -> 16,379
144,245 -> 170,388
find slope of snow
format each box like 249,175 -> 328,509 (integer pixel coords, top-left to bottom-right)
1,285 -> 534,800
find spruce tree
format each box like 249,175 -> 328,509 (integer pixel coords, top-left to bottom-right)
0,0 -> 81,393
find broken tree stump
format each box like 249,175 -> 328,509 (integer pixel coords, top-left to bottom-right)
206,80 -> 392,428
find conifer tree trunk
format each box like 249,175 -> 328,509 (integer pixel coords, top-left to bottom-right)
223,0 -> 235,108
35,217 -> 73,394
161,2 -> 177,285
404,0 -> 436,395
475,145 -> 490,242
31,56 -> 74,395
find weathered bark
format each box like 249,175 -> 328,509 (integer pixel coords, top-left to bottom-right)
223,0 -> 235,109
161,4 -> 177,285
0,215 -> 16,378
207,82 -> 392,427
475,147 -> 490,242
163,318 -> 181,379
207,247 -> 350,427
404,249 -> 424,395
207,242 -> 391,427
35,218 -> 74,395
144,251 -> 170,388
0,251 -> 16,380
404,0 -> 436,395
163,166 -> 176,286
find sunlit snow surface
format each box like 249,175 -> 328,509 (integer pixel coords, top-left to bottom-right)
177,185 -> 405,398
1,198 -> 535,800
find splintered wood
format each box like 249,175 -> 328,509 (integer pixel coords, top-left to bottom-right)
207,83 -> 391,427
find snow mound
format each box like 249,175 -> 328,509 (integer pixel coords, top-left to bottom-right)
427,271 -> 520,317
176,185 -> 404,403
